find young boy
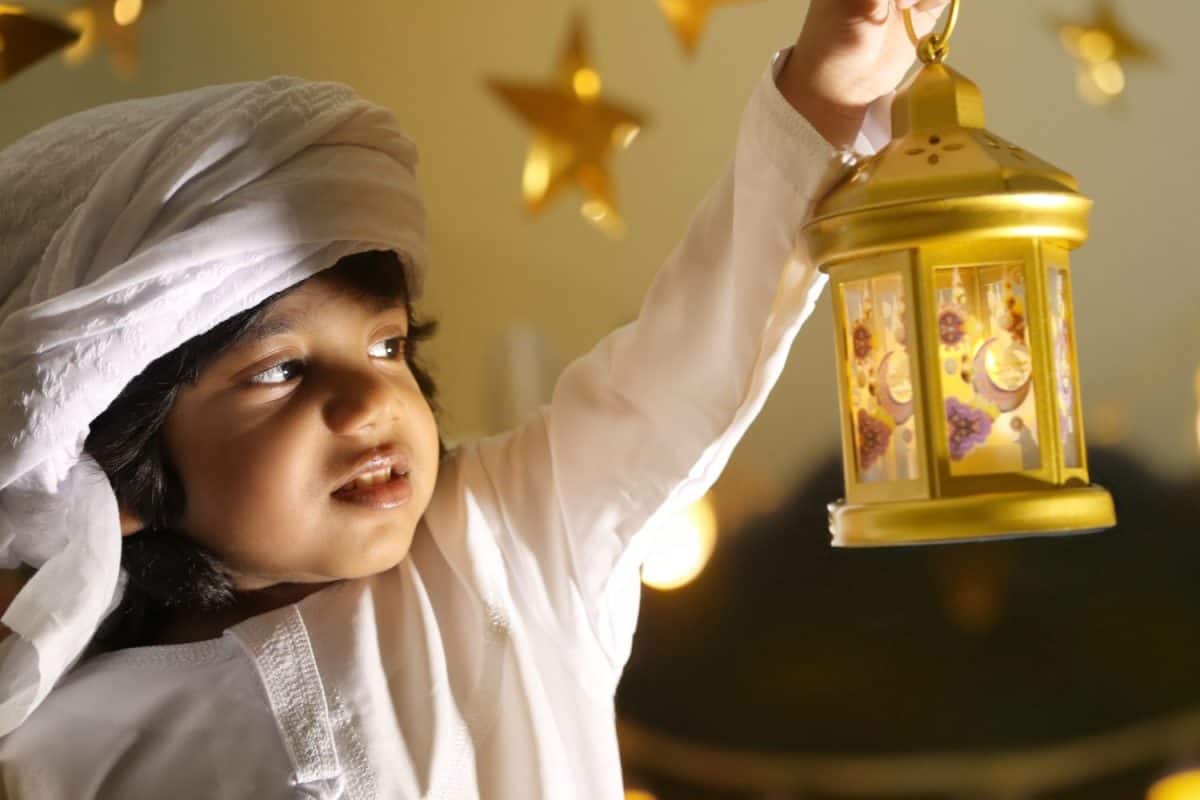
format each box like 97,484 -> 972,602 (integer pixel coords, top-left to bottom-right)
0,1 -> 947,796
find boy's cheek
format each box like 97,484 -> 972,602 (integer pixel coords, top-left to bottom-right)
180,442 -> 317,560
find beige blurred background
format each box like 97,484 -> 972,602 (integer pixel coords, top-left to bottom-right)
3,0 -> 1197,489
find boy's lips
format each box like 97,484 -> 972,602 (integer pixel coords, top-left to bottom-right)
331,445 -> 410,494
331,472 -> 412,509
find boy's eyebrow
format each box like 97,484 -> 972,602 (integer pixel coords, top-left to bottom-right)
239,313 -> 306,345
238,295 -> 407,346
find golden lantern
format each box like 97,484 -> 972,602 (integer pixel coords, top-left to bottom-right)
802,0 -> 1116,547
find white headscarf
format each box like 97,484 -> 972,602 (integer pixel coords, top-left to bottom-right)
0,75 -> 428,735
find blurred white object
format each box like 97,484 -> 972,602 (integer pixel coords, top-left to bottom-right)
489,322 -> 564,432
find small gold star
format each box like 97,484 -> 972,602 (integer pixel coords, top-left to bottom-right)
488,14 -> 646,237
657,0 -> 762,56
63,0 -> 155,79
0,5 -> 81,83
1052,1 -> 1157,106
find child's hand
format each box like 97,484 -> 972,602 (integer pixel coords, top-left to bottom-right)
777,0 -> 952,148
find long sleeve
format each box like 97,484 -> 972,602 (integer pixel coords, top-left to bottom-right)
454,50 -> 884,689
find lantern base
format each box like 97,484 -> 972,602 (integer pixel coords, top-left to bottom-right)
829,484 -> 1115,547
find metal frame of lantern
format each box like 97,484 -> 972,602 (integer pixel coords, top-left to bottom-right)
803,0 -> 1116,546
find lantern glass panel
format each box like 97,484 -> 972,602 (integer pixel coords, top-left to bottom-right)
840,273 -> 919,483
1048,264 -> 1083,468
934,263 -> 1041,475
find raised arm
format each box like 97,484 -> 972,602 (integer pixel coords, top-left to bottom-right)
442,0 -> 949,686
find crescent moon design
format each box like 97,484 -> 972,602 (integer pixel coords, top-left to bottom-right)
972,337 -> 1032,413
876,350 -> 914,425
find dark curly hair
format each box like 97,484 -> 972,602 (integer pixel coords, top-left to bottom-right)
82,250 -> 439,655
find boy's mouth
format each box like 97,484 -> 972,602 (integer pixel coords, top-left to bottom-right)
331,448 -> 411,495
333,464 -> 409,495
331,460 -> 413,509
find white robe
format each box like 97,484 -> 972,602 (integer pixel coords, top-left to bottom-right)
0,51 -> 888,799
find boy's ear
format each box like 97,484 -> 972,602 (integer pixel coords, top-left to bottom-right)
118,505 -> 145,537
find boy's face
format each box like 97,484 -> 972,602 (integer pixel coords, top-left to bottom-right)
154,271 -> 440,593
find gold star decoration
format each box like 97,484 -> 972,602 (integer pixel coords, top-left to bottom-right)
63,0 -> 157,79
1052,1 -> 1157,106
0,5 -> 81,83
656,0 -> 762,57
488,14 -> 646,237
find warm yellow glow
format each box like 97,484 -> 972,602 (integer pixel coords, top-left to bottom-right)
580,201 -> 625,237
1076,64 -> 1121,106
1087,402 -> 1128,446
521,148 -> 551,202
113,0 -> 143,27
1195,367 -> 1200,454
572,67 -> 601,100
1090,60 -> 1126,95
62,8 -> 96,65
1077,29 -> 1115,62
580,199 -> 609,222
641,494 -> 718,591
624,790 -> 658,800
1148,769 -> 1200,800
612,123 -> 640,149
1019,192 -> 1076,210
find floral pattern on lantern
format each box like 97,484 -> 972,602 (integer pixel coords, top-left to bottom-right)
938,307 -> 967,347
935,264 -> 1041,475
841,274 -> 918,483
852,321 -> 874,361
857,409 -> 893,470
946,397 -> 992,460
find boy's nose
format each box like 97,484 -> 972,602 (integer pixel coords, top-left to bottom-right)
323,365 -> 404,434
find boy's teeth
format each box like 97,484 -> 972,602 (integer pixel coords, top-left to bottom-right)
341,467 -> 394,492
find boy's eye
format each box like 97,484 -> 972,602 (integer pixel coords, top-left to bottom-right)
248,360 -> 302,386
368,335 -> 407,360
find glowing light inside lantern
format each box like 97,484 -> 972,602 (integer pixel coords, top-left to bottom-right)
640,495 -> 718,591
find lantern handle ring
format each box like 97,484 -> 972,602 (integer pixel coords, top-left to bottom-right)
904,0 -> 960,64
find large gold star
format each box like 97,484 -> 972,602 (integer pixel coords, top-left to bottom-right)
62,0 -> 157,79
657,0 -> 762,57
0,5 -> 80,83
488,14 -> 646,237
1051,1 -> 1157,106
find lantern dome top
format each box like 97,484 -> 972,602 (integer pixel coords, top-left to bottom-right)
803,62 -> 1093,267
815,63 -> 1082,218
